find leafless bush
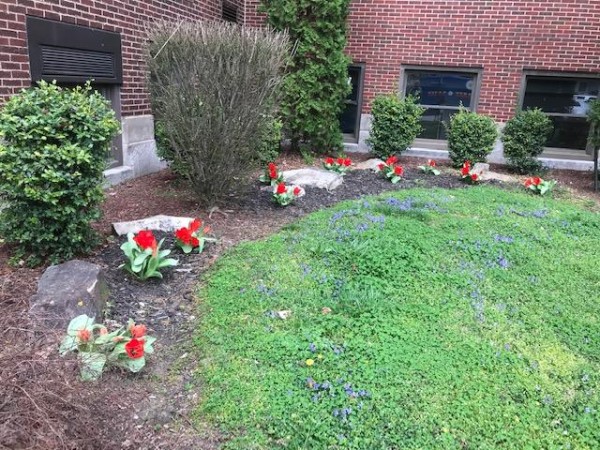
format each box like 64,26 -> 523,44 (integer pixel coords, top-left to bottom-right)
147,21 -> 290,204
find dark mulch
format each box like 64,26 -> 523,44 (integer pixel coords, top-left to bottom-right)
1,152 -> 598,449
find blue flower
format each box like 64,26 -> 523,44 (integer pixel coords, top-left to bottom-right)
356,223 -> 369,233
494,235 -> 514,243
309,343 -> 316,353
386,197 -> 414,211
497,256 -> 510,269
582,374 -> 590,383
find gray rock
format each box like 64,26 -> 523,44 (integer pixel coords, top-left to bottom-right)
29,260 -> 109,329
353,158 -> 385,171
282,168 -> 343,191
471,163 -> 490,177
112,215 -> 193,236
480,171 -> 519,183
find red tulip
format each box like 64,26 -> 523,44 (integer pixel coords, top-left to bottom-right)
175,227 -> 193,245
343,158 -> 352,166
134,230 -> 157,250
428,159 -> 436,167
130,324 -> 147,339
385,155 -> 398,165
189,218 -> 201,232
125,338 -> 145,359
471,174 -> 479,182
276,183 -> 287,195
394,165 -> 404,176
532,177 -> 542,186
77,329 -> 91,343
293,186 -> 301,196
325,157 -> 334,165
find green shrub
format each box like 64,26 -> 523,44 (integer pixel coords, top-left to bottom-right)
446,107 -> 498,167
588,99 -> 600,150
261,0 -> 351,153
502,108 -> 553,174
147,21 -> 289,203
154,121 -> 187,178
367,94 -> 425,159
0,81 -> 119,266
255,115 -> 283,164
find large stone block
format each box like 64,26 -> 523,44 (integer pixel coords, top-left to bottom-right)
112,215 -> 194,236
282,168 -> 343,191
29,260 -> 109,329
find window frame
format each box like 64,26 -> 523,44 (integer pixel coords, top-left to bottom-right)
342,62 -> 366,143
518,71 -> 600,154
399,66 -> 484,142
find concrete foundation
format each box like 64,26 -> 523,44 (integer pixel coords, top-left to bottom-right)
103,115 -> 167,186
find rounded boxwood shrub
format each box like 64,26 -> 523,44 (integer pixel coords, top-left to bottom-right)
446,107 -> 498,167
502,108 -> 553,174
0,81 -> 119,266
367,94 -> 425,159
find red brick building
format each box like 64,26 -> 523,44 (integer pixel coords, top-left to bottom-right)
245,0 -> 600,168
0,0 -> 235,183
1,0 -> 599,178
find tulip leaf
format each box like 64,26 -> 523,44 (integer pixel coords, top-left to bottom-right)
79,352 -> 107,381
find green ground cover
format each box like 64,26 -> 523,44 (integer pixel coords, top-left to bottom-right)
195,187 -> 600,449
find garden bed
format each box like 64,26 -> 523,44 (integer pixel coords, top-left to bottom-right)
1,154 -> 599,449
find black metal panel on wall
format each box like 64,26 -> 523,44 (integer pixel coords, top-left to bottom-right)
27,16 -> 123,85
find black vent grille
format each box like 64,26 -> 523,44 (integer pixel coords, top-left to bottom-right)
222,2 -> 238,23
27,16 -> 122,85
41,46 -> 115,79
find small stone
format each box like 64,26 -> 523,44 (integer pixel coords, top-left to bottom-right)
471,163 -> 490,177
29,260 -> 109,329
277,310 -> 292,320
281,168 -> 343,191
353,158 -> 385,171
112,215 -> 194,236
480,171 -> 519,182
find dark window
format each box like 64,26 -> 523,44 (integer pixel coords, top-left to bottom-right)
522,75 -> 599,150
403,69 -> 479,140
27,16 -> 122,85
222,2 -> 238,23
27,16 -> 124,166
341,64 -> 365,140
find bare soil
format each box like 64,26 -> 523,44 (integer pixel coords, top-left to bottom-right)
1,153 -> 598,449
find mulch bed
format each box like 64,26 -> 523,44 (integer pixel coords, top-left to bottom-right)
1,153 -> 598,449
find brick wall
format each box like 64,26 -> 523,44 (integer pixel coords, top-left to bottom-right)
242,0 -> 264,28
0,0 -> 221,116
241,0 -> 600,122
345,0 -> 600,121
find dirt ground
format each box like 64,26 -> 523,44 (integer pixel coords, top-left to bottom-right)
1,153 -> 598,449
